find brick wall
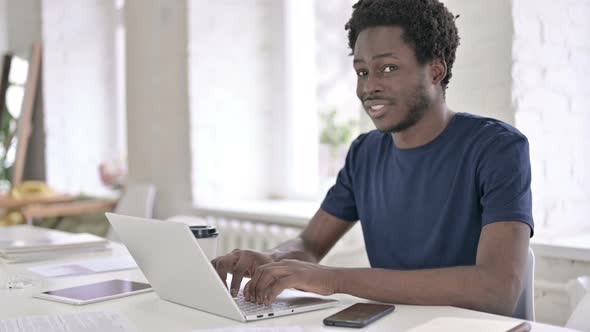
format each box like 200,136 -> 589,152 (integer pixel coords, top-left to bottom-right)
512,0 -> 590,325
512,0 -> 590,233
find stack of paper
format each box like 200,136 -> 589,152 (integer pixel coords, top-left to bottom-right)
28,256 -> 138,277
406,317 -> 530,332
0,225 -> 110,263
0,311 -> 137,332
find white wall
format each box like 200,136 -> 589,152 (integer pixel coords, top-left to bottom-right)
125,0 -> 192,218
42,0 -> 123,196
513,0 -> 590,234
3,0 -> 41,58
0,0 -> 8,54
442,0 -> 514,124
512,0 -> 590,325
188,0 -> 283,206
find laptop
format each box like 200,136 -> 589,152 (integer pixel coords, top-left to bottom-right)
105,213 -> 338,322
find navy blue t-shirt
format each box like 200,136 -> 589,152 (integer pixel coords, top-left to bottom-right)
321,113 -> 534,270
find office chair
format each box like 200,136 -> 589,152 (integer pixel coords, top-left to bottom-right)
566,275 -> 590,331
104,184 -> 156,241
513,247 -> 535,321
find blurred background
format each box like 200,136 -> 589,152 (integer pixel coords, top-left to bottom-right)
0,0 -> 588,326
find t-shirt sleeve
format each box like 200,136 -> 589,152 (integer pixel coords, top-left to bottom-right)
478,132 -> 534,236
320,138 -> 361,222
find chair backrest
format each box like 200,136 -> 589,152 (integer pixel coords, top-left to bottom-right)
114,184 -> 156,218
566,275 -> 590,331
513,247 -> 535,321
106,184 -> 156,241
567,275 -> 590,312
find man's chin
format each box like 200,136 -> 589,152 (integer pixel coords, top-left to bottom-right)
374,120 -> 405,134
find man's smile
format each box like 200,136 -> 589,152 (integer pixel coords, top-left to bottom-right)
364,99 -> 393,118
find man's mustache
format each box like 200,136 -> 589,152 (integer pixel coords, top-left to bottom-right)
362,95 -> 397,104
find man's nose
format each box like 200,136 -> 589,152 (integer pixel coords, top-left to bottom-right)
362,73 -> 384,97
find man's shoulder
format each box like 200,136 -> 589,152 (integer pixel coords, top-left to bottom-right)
456,113 -> 530,165
457,112 -> 528,141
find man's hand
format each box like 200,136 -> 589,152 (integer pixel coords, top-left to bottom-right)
211,249 -> 274,297
243,259 -> 337,305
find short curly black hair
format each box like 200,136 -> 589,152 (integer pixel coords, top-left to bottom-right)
345,0 -> 460,91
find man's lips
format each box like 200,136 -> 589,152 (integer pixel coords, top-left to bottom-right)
367,105 -> 388,118
363,99 -> 392,119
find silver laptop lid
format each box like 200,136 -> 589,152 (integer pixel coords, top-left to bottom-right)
105,213 -> 245,322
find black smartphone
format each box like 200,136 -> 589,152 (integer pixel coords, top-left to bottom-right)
323,303 -> 396,328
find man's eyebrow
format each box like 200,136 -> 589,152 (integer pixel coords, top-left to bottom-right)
353,53 -> 400,64
373,53 -> 400,60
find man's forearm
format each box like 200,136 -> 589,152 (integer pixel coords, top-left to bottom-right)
331,265 -> 522,316
264,208 -> 353,265
267,237 -> 320,263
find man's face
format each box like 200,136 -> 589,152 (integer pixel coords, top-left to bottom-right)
354,26 -> 434,133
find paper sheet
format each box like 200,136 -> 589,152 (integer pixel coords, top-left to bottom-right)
28,256 -> 137,277
189,328 -> 303,332
2,246 -> 112,264
405,317 -> 527,332
0,311 -> 137,332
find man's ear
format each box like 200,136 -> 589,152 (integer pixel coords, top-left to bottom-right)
430,58 -> 448,86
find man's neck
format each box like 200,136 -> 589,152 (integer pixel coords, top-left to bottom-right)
391,103 -> 454,149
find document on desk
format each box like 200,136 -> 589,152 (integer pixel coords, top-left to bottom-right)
406,317 -> 528,332
190,328 -> 303,332
0,311 -> 137,332
28,256 -> 138,277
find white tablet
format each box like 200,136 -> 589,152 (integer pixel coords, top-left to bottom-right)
33,279 -> 152,305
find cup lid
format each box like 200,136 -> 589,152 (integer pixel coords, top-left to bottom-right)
189,225 -> 218,238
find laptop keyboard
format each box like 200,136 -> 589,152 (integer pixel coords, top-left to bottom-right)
234,293 -> 292,315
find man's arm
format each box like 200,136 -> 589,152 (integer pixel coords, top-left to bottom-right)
270,208 -> 355,263
246,221 -> 530,317
212,208 -> 354,296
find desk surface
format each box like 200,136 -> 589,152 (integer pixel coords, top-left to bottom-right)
0,243 -> 577,332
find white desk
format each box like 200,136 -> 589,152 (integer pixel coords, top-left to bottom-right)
0,243 -> 578,332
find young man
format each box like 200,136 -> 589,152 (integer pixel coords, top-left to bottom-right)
212,0 -> 533,317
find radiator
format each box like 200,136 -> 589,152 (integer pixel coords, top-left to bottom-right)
167,214 -> 368,267
173,216 -> 302,256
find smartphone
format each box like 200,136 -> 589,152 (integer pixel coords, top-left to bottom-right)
323,303 -> 396,328
33,279 -> 152,305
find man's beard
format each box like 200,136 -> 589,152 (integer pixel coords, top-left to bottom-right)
380,85 -> 431,134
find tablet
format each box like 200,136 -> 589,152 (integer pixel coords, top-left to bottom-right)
33,279 -> 152,305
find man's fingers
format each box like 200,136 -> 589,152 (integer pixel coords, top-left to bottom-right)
247,262 -> 288,302
248,262 -> 280,303
253,266 -> 292,304
264,276 -> 297,305
229,272 -> 244,297
229,253 -> 257,296
218,254 -> 239,276
214,254 -> 240,288
243,280 -> 252,301
213,259 -> 228,288
246,263 -> 265,301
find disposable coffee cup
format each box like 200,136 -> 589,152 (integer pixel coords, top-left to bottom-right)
189,225 -> 219,260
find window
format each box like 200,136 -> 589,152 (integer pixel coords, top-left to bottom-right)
0,55 -> 28,191
189,0 -> 361,209
42,0 -> 127,196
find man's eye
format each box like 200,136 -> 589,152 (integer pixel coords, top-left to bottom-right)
356,70 -> 368,77
383,65 -> 399,73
